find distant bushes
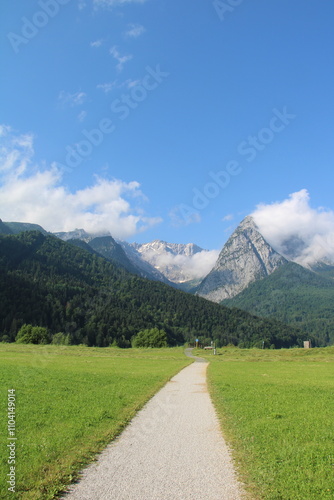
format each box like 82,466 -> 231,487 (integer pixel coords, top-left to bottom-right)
15,325 -> 70,345
16,324 -> 50,344
51,332 -> 70,345
132,328 -> 168,348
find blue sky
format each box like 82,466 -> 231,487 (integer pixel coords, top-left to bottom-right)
1,0 -> 334,251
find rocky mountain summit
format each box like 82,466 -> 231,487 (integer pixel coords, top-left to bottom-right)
129,240 -> 205,283
116,240 -> 173,284
197,216 -> 288,302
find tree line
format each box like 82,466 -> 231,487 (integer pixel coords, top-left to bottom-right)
0,231 -> 304,348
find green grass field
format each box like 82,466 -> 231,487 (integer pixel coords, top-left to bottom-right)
0,344 -> 191,500
199,346 -> 334,500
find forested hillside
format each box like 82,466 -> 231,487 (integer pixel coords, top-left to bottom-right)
0,231 -> 303,348
223,262 -> 334,346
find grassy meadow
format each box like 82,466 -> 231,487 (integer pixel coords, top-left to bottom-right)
0,344 -> 191,500
198,346 -> 334,500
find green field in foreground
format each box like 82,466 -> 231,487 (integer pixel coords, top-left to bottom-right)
199,347 -> 334,500
0,344 -> 191,500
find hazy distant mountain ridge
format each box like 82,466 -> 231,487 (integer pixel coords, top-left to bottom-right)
55,230 -> 167,281
197,216 -> 288,302
0,221 -> 48,235
130,240 -> 214,283
118,240 -> 173,284
0,220 -> 13,235
133,240 -> 204,257
54,228 -> 104,243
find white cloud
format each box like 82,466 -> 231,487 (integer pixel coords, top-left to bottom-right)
0,126 -> 161,239
125,23 -> 145,38
252,189 -> 334,267
77,110 -> 87,122
90,39 -> 103,48
123,78 -> 141,88
96,80 -> 140,94
93,0 -> 148,8
222,214 -> 234,222
58,90 -> 87,107
109,46 -> 132,72
0,125 -> 11,137
143,249 -> 219,281
0,125 -> 34,176
97,81 -> 117,94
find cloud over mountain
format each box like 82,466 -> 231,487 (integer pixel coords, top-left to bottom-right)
252,189 -> 334,266
145,249 -> 220,281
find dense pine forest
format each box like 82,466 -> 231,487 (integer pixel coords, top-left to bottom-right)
223,262 -> 334,346
0,231 -> 304,348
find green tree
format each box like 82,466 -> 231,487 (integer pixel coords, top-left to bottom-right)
51,332 -> 70,345
132,328 -> 168,348
16,324 -> 50,344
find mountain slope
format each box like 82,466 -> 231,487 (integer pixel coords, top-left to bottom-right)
310,261 -> 334,279
197,216 -> 288,302
55,232 -> 214,286
55,230 -> 174,282
4,221 -> 48,235
0,220 -> 13,235
223,261 -> 334,346
88,236 -> 140,275
0,231 -> 302,348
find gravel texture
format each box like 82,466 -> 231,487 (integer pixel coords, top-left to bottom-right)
62,351 -> 245,499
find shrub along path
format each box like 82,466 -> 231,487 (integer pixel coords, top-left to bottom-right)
62,350 -> 245,500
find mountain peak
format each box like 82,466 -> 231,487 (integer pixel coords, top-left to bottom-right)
128,240 -> 206,283
238,215 -> 256,228
197,216 -> 288,302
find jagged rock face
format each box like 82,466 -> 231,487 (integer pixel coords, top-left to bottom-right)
130,240 -> 205,283
133,240 -> 203,257
197,216 -> 288,302
118,241 -> 172,284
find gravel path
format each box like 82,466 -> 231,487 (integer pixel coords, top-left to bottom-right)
62,350 -> 245,500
